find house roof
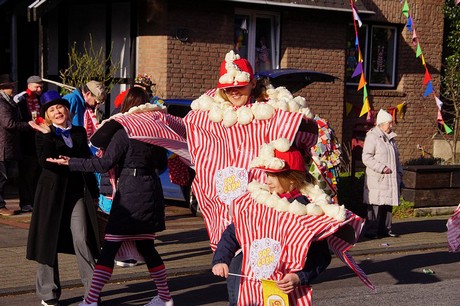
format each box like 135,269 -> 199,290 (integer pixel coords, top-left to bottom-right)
223,0 -> 375,15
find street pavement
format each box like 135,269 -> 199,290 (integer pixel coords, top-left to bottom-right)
0,196 -> 455,306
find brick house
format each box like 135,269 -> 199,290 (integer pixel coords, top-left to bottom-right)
1,0 -> 445,163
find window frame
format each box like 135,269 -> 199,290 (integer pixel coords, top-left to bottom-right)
235,8 -> 280,72
346,23 -> 398,88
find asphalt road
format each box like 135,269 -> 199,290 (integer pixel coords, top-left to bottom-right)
1,248 -> 459,306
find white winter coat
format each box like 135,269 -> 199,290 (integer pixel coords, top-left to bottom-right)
362,126 -> 403,206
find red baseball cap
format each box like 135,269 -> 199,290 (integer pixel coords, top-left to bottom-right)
217,57 -> 254,89
254,148 -> 306,173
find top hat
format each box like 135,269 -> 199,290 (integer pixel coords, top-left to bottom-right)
40,90 -> 70,117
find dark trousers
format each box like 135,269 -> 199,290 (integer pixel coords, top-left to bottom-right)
18,155 -> 41,208
365,204 -> 393,236
227,252 -> 243,306
0,161 -> 16,207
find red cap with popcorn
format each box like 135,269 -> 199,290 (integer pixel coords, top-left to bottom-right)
217,50 -> 254,89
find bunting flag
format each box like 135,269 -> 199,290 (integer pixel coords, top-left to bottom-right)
423,81 -> 434,97
347,102 -> 407,121
346,102 -> 353,116
349,0 -> 371,117
400,0 -> 453,134
397,102 -> 406,119
423,68 -> 432,85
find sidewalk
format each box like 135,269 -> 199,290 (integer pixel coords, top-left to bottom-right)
0,197 -> 452,298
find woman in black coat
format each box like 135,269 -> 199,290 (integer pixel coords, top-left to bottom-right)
26,91 -> 100,306
48,87 -> 173,306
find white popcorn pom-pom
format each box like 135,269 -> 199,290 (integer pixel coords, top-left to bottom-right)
265,157 -> 285,170
276,87 -> 294,100
247,180 -> 263,193
274,198 -> 290,212
306,203 -> 324,216
222,109 -> 238,127
288,200 -> 309,216
237,106 -> 254,125
253,189 -> 271,204
198,95 -> 215,111
265,193 -> 280,208
249,156 -> 266,168
300,107 -> 314,119
253,103 -> 275,120
288,99 -> 300,112
275,101 -> 289,112
235,71 -> 251,83
259,143 -> 275,159
208,106 -> 223,122
190,98 -> 201,111
322,204 -> 346,222
225,50 -> 238,62
294,96 -> 307,107
271,138 -> 291,152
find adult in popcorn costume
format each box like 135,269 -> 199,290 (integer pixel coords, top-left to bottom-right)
184,51 -> 374,305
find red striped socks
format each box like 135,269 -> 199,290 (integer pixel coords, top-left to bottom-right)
149,265 -> 172,301
85,265 -> 113,303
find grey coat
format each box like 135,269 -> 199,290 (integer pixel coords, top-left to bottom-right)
0,91 -> 31,161
362,126 -> 403,206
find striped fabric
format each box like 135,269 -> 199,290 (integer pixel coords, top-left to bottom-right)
112,111 -> 191,165
86,264 -> 113,303
184,108 -> 305,250
149,264 -> 172,301
232,193 -> 374,305
84,107 -> 99,140
447,204 -> 460,252
104,234 -> 157,262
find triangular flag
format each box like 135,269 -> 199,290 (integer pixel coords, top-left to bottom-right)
421,54 -> 426,66
363,85 -> 368,99
406,15 -> 413,32
435,96 -> 443,110
351,61 -> 363,78
360,97 -> 370,117
416,43 -> 422,57
346,102 -> 353,116
437,109 -> 444,122
412,29 -> 418,46
358,73 -> 366,90
396,102 -> 406,119
423,81 -> 434,97
358,50 -> 363,62
423,68 -> 432,85
355,36 -> 359,48
444,123 -> 453,134
388,107 -> 397,123
402,1 -> 410,17
352,6 -> 363,27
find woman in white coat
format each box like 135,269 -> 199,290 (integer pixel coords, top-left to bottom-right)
362,109 -> 403,239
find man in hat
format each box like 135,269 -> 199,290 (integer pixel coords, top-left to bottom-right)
0,74 -> 32,216
63,80 -> 107,141
12,75 -> 44,213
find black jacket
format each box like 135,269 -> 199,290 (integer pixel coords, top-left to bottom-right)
70,120 -> 168,235
26,125 -> 100,265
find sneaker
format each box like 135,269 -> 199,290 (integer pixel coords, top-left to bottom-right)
21,205 -> 33,213
41,299 -> 59,306
0,207 -> 14,216
115,259 -> 138,267
144,295 -> 174,306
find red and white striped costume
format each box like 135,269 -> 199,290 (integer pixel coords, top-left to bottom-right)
184,108 -> 305,250
112,110 -> 190,165
232,193 -> 374,306
447,204 -> 460,252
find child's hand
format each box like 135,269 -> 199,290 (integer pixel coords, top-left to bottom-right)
212,263 -> 229,278
276,273 -> 301,294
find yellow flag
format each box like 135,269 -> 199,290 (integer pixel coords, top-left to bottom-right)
346,102 -> 353,116
358,51 -> 363,62
396,102 -> 406,119
421,54 -> 426,66
360,98 -> 370,117
262,279 -> 290,306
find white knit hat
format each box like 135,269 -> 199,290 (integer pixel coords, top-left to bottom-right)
376,109 -> 393,125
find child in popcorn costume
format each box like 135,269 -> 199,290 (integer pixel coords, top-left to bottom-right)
212,145 -> 332,304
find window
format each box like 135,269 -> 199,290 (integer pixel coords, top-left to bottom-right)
346,24 -> 397,88
234,10 -> 280,73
